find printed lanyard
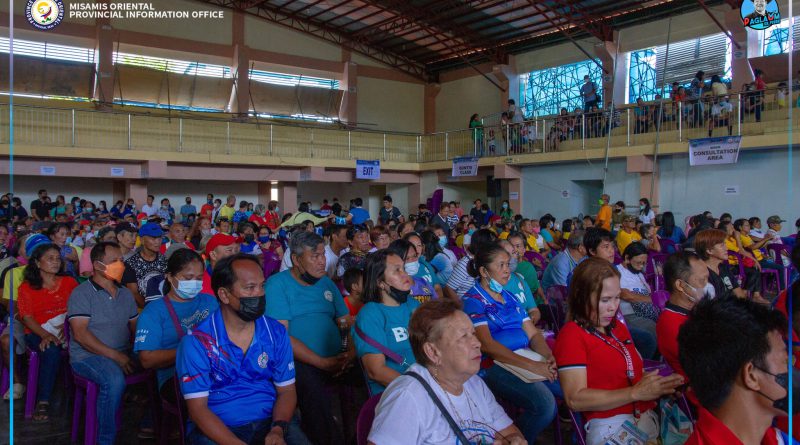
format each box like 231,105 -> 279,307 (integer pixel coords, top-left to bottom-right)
587,328 -> 639,417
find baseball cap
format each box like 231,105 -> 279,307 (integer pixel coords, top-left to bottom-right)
205,233 -> 238,256
139,222 -> 164,238
767,215 -> 786,225
25,234 -> 51,256
114,222 -> 137,235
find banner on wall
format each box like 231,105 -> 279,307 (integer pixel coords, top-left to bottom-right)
355,159 -> 380,179
451,156 -> 479,177
688,136 -> 741,166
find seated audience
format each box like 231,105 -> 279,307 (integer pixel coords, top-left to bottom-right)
695,228 -> 746,300
615,215 -> 642,253
177,254 -> 304,445
555,258 -> 683,445
368,300 -> 526,445
720,221 -> 764,302
337,225 -> 370,278
679,297 -> 791,445
656,252 -> 708,382
541,230 -> 586,290
403,232 -> 443,297
122,222 -> 167,307
17,242 -> 78,420
342,267 -> 364,316
638,223 -> 661,253
735,218 -> 786,289
617,242 -> 659,331
67,241 -> 140,445
265,232 -> 353,444
507,233 -> 546,311
354,250 -> 419,395
499,238 -> 542,324
444,229 -> 497,301
134,248 -> 218,403
657,211 -> 686,249
420,230 -> 453,284
462,244 -> 557,444
388,239 -> 435,305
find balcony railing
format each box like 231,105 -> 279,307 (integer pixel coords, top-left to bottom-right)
0,88 -> 797,164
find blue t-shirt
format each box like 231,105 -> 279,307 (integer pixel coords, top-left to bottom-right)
504,273 -> 536,314
541,250 -> 582,290
462,283 -> 530,352
134,293 -> 218,388
176,310 -> 295,427
265,270 -> 348,358
353,299 -> 420,394
429,253 -> 453,284
410,277 -> 435,304
540,229 -> 554,244
349,207 -> 370,226
180,204 -> 197,220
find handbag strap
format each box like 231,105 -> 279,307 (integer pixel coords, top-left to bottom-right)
161,294 -> 185,339
406,371 -> 471,445
354,324 -> 405,365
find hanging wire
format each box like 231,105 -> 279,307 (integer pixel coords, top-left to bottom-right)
601,30 -> 622,194
650,17 -> 673,204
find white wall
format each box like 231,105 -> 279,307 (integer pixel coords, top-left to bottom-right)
0,176 -> 115,208
658,148 -> 800,236
436,75 -> 501,131
519,159 -> 640,220
356,77 -> 424,133
147,180 -> 259,209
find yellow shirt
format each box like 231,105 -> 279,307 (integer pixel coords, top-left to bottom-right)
498,231 -> 510,240
1,265 -> 26,302
563,232 -> 571,240
455,234 -> 465,248
597,205 -> 612,231
725,237 -> 740,264
616,230 -> 642,254
739,233 -> 763,261
525,234 -> 540,253
218,205 -> 235,221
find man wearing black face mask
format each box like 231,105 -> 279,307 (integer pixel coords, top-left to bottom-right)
656,252 -> 708,389
176,254 -> 303,445
265,232 -> 353,445
679,297 -> 793,445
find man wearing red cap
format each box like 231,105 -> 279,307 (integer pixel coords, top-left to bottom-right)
201,233 -> 240,295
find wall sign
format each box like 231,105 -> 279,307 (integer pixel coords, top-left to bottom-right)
110,167 -> 125,177
40,166 -> 55,175
356,159 -> 380,180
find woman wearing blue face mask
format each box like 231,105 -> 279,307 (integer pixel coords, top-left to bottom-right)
462,243 -> 558,445
420,230 -> 454,284
134,248 -> 218,403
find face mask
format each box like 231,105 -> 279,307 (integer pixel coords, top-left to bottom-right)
502,203 -> 508,209
640,205 -> 646,210
598,199 -> 605,205
509,256 -> 518,273
468,228 -> 476,235
174,279 -> 203,300
386,285 -> 410,304
755,365 -> 796,415
235,295 -> 266,322
680,280 -> 704,303
244,234 -> 255,244
201,229 -> 212,237
438,236 -> 448,248
300,271 -> 320,285
404,261 -> 420,276
627,264 -> 642,275
99,260 -> 125,282
258,236 -> 270,244
532,227 -> 541,234
275,207 -> 280,213
85,208 -> 93,213
487,277 -> 504,293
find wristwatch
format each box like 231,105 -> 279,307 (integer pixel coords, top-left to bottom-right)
271,420 -> 289,437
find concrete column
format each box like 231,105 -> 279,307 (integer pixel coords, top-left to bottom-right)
112,180 -> 127,204
509,178 -> 523,215
93,14 -> 114,108
626,155 -> 660,210
339,61 -> 358,128
594,32 -> 628,105
492,62 -> 519,111
278,182 -> 298,214
424,83 -> 441,133
725,7 -> 755,92
126,180 -> 148,209
407,182 -> 421,216
257,182 -> 272,206
228,12 -> 250,116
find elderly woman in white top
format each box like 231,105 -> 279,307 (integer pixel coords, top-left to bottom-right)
368,300 -> 526,445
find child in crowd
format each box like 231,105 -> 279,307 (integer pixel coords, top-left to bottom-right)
342,267 -> 364,317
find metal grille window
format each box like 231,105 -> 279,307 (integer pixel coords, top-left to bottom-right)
519,59 -> 604,117
0,37 -> 95,63
627,33 -> 731,102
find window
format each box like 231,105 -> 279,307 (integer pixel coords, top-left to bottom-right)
249,69 -> 339,90
0,37 -> 95,63
627,33 -> 731,102
519,59 -> 603,117
761,18 -> 795,56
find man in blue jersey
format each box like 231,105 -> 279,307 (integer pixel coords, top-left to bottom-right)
177,254 -> 301,445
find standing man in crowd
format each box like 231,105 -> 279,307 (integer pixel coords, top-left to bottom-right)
596,193 -> 612,231
141,195 -> 157,217
379,196 -> 401,225
180,197 -> 196,224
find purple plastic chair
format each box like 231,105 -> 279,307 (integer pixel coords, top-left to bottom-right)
158,378 -> 186,445
545,285 -> 569,333
24,345 -> 70,419
356,393 -> 382,445
659,238 -> 679,254
767,245 -> 792,290
451,246 -> 466,260
726,250 -> 747,288
0,321 -> 8,397
65,324 -> 159,445
651,290 -> 670,312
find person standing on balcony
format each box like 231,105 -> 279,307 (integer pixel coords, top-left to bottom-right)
508,99 -> 524,153
469,114 -> 485,156
689,71 -> 707,127
580,75 -> 599,110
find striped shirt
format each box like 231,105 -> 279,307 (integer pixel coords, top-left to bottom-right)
446,255 -> 477,298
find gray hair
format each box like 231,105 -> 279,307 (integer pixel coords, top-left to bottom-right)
254,204 -> 266,216
289,231 -> 324,258
566,230 -> 585,250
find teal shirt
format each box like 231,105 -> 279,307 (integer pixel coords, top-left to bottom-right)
515,261 -> 542,304
353,299 -> 420,394
265,270 -> 348,358
415,258 -> 441,287
504,272 -> 536,314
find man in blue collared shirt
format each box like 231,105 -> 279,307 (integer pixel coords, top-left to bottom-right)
348,197 -> 370,226
177,254 -> 300,445
541,230 -> 586,290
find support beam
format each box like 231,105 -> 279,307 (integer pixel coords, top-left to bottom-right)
339,60 -> 358,128
594,33 -> 627,106
278,182 -> 298,214
93,15 -> 114,109
724,6 -> 753,92
424,83 -> 441,134
228,12 -> 251,116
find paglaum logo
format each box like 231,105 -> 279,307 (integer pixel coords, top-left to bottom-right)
741,0 -> 781,30
27,0 -> 64,30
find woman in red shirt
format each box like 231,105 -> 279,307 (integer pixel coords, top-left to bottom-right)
554,258 -> 684,445
248,204 -> 269,227
17,243 -> 78,421
264,200 -> 281,232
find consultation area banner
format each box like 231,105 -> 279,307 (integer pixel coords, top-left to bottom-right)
688,136 -> 742,166
452,156 -> 479,177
